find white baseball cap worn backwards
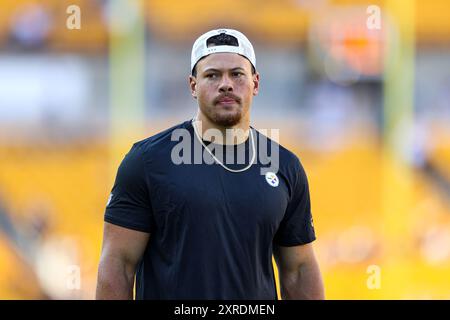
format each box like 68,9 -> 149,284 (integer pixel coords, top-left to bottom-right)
190,28 -> 256,74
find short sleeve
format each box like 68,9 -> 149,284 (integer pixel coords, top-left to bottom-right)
104,144 -> 154,233
273,160 -> 316,246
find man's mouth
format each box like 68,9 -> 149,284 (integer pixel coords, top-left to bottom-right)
219,98 -> 235,104
216,96 -> 239,105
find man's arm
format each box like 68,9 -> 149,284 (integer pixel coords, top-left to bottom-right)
273,242 -> 325,300
96,222 -> 149,299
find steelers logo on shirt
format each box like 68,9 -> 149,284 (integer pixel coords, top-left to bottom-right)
265,172 -> 279,187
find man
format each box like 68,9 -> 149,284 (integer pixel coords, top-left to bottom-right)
96,28 -> 324,300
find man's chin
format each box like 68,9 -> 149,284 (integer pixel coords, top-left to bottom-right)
211,112 -> 242,127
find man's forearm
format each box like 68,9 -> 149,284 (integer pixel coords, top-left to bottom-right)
96,258 -> 135,300
280,260 -> 325,300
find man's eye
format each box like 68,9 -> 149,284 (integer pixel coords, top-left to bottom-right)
232,72 -> 243,77
206,74 -> 217,79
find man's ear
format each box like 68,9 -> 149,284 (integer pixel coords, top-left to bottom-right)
189,75 -> 197,99
252,72 -> 260,96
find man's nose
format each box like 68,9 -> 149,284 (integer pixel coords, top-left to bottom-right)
219,75 -> 233,92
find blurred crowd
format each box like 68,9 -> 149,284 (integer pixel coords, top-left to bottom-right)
0,0 -> 450,299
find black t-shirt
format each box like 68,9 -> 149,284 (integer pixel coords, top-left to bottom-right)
104,120 -> 315,300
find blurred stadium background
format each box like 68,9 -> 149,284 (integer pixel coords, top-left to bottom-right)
0,0 -> 449,299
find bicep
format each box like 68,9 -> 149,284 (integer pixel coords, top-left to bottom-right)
273,242 -> 317,273
100,221 -> 150,269
273,243 -> 325,299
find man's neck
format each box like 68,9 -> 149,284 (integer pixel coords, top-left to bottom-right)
193,113 -> 250,145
